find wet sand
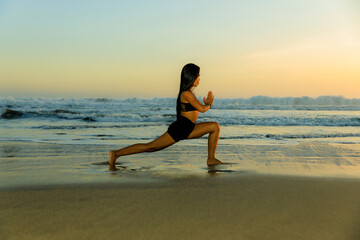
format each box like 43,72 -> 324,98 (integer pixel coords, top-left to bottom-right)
1,175 -> 360,240
2,141 -> 360,191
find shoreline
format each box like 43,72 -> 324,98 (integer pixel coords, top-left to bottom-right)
1,140 -> 360,191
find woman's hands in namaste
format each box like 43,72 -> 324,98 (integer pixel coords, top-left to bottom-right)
203,91 -> 214,106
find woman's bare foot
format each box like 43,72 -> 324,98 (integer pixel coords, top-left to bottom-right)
207,158 -> 223,166
109,164 -> 119,171
109,150 -> 117,165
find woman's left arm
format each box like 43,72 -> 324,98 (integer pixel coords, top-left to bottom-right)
183,91 -> 211,113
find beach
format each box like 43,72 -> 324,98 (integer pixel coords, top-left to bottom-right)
2,0 -> 360,237
1,141 -> 360,240
2,97 -> 360,239
1,174 -> 360,240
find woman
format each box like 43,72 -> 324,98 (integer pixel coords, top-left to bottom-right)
109,63 -> 223,166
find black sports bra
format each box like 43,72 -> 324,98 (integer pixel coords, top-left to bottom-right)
181,102 -> 197,112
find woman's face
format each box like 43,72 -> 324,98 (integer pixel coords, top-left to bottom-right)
193,72 -> 200,87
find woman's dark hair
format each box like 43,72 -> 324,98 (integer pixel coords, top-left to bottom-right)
176,63 -> 200,119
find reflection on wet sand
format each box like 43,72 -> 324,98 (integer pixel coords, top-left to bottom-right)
207,163 -> 237,176
106,160 -> 239,179
108,164 -> 137,173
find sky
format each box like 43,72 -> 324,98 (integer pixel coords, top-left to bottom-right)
0,0 -> 359,99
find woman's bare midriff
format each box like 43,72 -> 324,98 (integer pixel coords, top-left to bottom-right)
181,111 -> 198,123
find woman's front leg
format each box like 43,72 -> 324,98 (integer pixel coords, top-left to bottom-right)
187,122 -> 223,165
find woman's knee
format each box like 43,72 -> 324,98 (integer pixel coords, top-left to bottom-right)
146,142 -> 170,152
211,122 -> 220,132
145,143 -> 158,152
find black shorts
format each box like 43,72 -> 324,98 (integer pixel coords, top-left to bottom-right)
167,116 -> 195,142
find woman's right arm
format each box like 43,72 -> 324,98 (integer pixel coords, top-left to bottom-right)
203,91 -> 214,107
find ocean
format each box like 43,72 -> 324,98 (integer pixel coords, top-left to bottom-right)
2,96 -> 360,146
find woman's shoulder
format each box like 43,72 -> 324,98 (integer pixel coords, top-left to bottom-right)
181,90 -> 194,97
180,90 -> 194,102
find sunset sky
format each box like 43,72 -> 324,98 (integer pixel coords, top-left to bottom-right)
0,0 -> 359,98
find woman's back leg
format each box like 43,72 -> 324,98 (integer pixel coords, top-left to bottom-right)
109,132 -> 176,165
